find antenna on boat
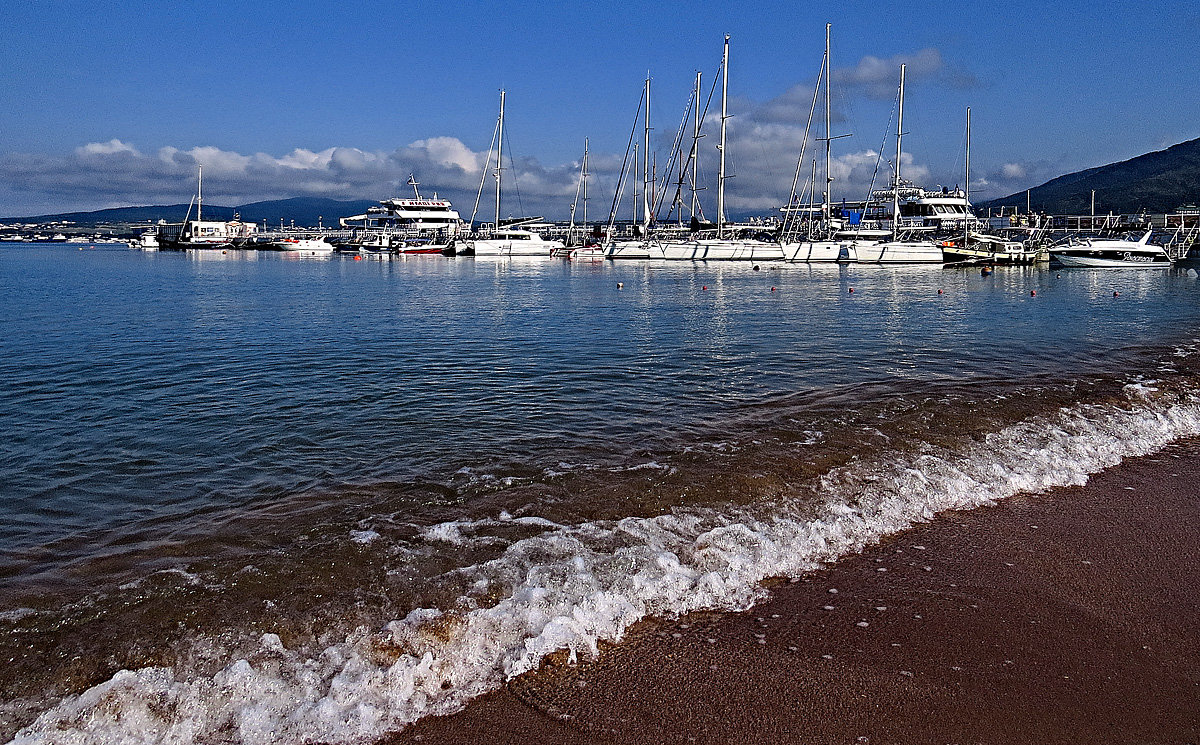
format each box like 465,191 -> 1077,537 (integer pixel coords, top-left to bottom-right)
407,174 -> 422,200
197,165 -> 202,223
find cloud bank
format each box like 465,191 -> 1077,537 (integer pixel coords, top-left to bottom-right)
1,47 -> 1016,220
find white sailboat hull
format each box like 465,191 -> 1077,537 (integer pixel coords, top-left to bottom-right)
851,240 -> 944,264
471,239 -> 564,257
656,240 -> 784,261
605,241 -> 655,259
781,241 -> 855,263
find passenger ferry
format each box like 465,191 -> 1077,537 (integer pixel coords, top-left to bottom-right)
339,198 -> 463,247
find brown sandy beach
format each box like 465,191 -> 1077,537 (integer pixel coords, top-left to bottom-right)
387,440 -> 1200,745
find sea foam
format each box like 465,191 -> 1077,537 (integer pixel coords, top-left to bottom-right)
11,387 -> 1200,745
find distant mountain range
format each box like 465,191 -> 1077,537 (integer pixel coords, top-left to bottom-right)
3,197 -> 379,227
981,137 -> 1200,215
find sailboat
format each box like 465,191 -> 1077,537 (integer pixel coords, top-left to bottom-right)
469,90 -> 565,258
157,166 -> 259,250
656,35 -> 783,261
848,64 -> 944,264
782,24 -> 855,263
938,108 -> 1037,264
563,139 -> 605,259
605,76 -> 661,259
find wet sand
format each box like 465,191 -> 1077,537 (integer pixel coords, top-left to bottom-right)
386,440 -> 1200,745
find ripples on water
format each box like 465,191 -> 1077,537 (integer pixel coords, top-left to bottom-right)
2,246 -> 1199,742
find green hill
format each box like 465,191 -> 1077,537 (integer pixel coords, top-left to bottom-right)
981,137 -> 1200,214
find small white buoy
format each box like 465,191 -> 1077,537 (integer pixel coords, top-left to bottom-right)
617,282 -> 623,289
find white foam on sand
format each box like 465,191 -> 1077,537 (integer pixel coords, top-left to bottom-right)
11,387 -> 1200,745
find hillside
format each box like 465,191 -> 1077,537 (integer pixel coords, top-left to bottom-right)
981,137 -> 1200,214
4,197 -> 378,227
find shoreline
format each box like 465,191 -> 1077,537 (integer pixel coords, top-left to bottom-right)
387,440 -> 1200,744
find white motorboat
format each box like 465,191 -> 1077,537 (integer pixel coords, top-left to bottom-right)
1049,230 -> 1172,267
470,229 -> 564,257
133,230 -> 159,250
277,237 -> 334,255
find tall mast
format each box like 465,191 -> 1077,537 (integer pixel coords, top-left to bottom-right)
964,106 -> 971,250
892,64 -> 905,242
496,89 -> 505,231
582,137 -> 589,230
643,74 -> 651,235
197,165 -> 202,223
823,23 -> 832,219
717,34 -> 730,239
692,70 -> 701,219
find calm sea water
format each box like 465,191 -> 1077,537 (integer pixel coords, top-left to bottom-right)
3,244 -> 1200,743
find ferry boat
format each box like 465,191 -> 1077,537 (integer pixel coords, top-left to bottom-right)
1049,230 -> 1172,267
339,197 -> 462,248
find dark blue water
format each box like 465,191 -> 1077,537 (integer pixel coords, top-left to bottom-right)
3,245 -> 1200,743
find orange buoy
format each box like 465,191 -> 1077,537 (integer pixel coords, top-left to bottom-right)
354,255 -> 362,261
1031,289 -> 1037,296
1113,291 -> 1120,297
771,287 -> 776,292
938,289 -> 943,295
848,287 -> 854,294
703,286 -> 707,290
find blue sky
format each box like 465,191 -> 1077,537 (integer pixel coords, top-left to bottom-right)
2,0 -> 1198,217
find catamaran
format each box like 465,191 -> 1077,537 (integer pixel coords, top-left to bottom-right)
469,91 -> 565,258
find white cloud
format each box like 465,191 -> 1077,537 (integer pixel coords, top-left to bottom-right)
406,137 -> 484,173
1001,162 -> 1026,179
76,139 -> 140,157
0,137 -> 590,220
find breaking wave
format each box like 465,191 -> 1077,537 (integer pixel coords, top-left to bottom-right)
10,382 -> 1200,745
